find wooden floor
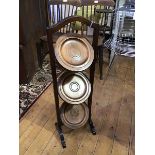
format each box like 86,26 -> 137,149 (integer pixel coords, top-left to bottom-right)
19,55 -> 135,155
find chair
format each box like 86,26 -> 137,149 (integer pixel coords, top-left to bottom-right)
95,5 -> 115,78
46,16 -> 99,147
69,0 -> 115,79
36,0 -> 80,69
107,0 -> 135,67
37,0 -> 115,79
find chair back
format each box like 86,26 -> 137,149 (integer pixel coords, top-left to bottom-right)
77,1 -> 115,36
45,0 -> 80,33
45,0 -> 115,35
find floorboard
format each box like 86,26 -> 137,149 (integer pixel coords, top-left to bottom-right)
19,55 -> 135,155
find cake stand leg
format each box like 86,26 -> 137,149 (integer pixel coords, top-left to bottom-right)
55,123 -> 66,148
88,119 -> 96,135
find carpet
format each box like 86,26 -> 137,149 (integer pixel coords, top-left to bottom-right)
19,54 -> 62,118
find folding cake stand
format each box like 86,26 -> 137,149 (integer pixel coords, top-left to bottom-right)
46,16 -> 99,148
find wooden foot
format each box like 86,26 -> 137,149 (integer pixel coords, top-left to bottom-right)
88,119 -> 96,135
55,123 -> 66,148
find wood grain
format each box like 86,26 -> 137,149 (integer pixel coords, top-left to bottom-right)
19,55 -> 135,155
19,87 -> 53,137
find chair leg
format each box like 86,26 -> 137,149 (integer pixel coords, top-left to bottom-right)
109,49 -> 116,69
98,46 -> 104,80
108,49 -> 111,62
96,49 -> 99,61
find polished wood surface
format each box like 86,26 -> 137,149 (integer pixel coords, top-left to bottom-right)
60,102 -> 89,129
55,34 -> 94,71
57,71 -> 91,104
19,55 -> 135,155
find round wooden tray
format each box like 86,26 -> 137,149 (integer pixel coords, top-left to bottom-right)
60,102 -> 89,129
55,34 -> 94,71
57,71 -> 91,104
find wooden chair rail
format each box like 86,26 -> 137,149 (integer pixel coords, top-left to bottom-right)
47,16 -> 99,33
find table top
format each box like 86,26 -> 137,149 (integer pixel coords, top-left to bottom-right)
49,0 -> 115,7
80,0 -> 115,6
